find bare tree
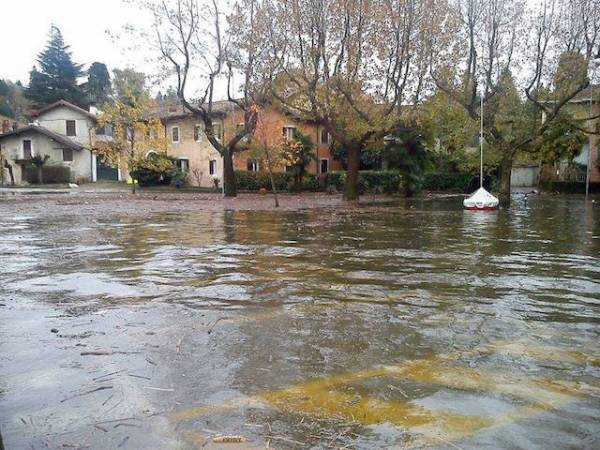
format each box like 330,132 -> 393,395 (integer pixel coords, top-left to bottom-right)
431,0 -> 599,202
261,0 -> 444,201
148,0 -> 268,197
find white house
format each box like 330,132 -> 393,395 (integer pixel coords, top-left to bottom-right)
0,100 -> 110,185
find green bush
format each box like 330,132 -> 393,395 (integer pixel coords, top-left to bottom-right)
130,167 -> 172,186
23,165 -> 71,183
130,154 -> 177,186
423,172 -> 472,192
325,171 -> 402,193
170,171 -> 188,189
234,171 -> 295,191
325,171 -> 345,191
302,173 -> 319,192
359,170 -> 402,194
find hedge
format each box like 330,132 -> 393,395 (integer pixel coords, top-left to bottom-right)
130,167 -> 173,186
234,171 -> 319,192
23,165 -> 71,183
422,172 -> 472,192
233,169 -> 477,194
235,171 -> 290,191
325,171 -> 402,193
540,181 -> 600,194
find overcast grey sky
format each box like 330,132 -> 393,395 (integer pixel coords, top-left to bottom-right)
1,0 -> 153,84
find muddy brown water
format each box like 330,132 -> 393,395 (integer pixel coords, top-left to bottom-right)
0,194 -> 599,449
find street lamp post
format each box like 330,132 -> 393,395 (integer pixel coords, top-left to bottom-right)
586,58 -> 600,201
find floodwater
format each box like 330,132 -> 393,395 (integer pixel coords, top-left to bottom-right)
1,194 -> 599,449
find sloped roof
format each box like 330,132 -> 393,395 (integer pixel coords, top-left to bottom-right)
154,100 -> 238,120
33,100 -> 97,120
0,125 -> 85,150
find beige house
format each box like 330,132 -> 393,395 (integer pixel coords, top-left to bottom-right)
158,103 -> 224,188
157,100 -> 340,187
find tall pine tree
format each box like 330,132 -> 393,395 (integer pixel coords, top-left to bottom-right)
26,26 -> 85,107
85,62 -> 111,106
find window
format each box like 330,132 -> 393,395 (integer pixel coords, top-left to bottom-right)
320,158 -> 329,174
212,123 -> 222,142
66,120 -> 76,136
22,139 -> 32,158
176,158 -> 189,172
320,129 -> 330,145
147,127 -> 158,140
62,148 -> 73,162
194,124 -> 202,142
246,159 -> 259,172
283,126 -> 296,140
209,159 -> 217,175
95,124 -> 114,137
172,126 -> 180,143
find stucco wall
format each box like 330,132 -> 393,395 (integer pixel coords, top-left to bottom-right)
165,118 -> 224,187
37,106 -> 94,146
511,165 -> 539,187
225,106 -> 342,175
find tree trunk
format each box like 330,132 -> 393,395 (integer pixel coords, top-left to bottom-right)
499,154 -> 512,206
262,143 -> 279,208
37,166 -> 43,185
222,150 -> 237,197
343,145 -> 361,201
6,163 -> 14,186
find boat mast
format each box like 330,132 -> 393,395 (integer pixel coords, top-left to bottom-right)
480,93 -> 483,189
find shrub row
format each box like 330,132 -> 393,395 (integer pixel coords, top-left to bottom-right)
422,172 -> 473,192
234,171 -> 319,192
23,165 -> 71,183
324,171 -> 403,194
540,181 -> 600,194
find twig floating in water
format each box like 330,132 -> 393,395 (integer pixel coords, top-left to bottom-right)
93,369 -> 126,381
143,386 -> 174,392
128,373 -> 151,380
60,386 -> 113,403
207,317 -> 230,334
212,436 -> 247,443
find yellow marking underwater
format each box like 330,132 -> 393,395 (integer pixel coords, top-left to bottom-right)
169,338 -> 599,448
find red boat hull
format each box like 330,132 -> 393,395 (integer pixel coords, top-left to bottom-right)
464,206 -> 498,211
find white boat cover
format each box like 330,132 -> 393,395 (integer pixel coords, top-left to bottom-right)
463,187 -> 499,209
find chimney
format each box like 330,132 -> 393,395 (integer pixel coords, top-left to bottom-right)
89,103 -> 99,116
1,120 -> 9,134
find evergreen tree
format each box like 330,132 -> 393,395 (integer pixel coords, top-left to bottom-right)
0,79 -> 31,121
85,62 -> 111,106
0,100 -> 15,118
26,26 -> 85,107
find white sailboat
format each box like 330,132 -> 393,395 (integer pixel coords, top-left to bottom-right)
464,94 -> 499,211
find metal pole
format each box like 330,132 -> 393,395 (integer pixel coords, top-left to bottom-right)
586,84 -> 593,201
480,94 -> 484,188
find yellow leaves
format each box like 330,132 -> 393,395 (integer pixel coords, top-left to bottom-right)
95,96 -> 167,167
